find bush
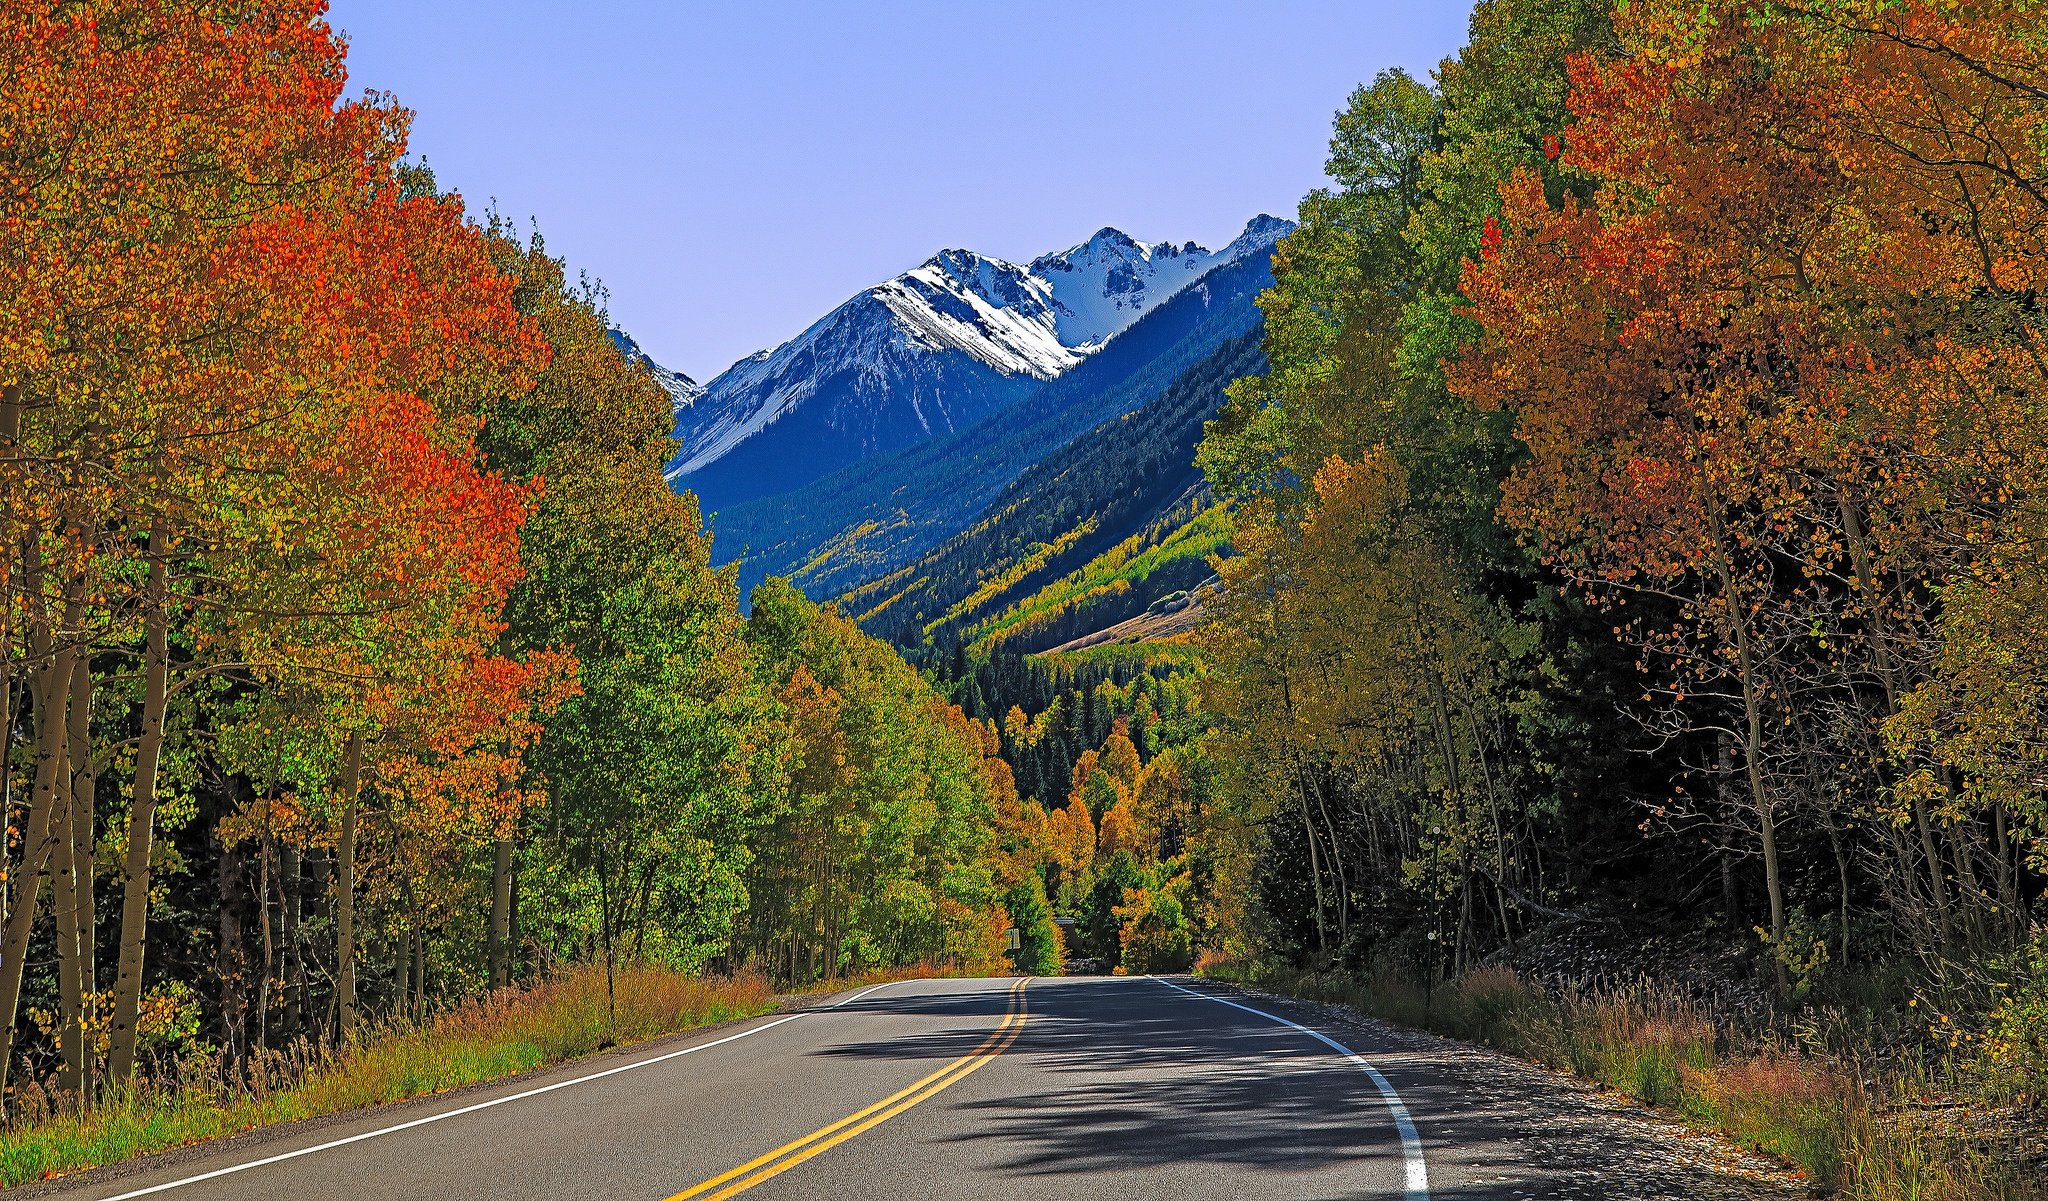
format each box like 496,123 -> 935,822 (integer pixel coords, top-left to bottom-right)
1118,888 -> 1194,974
1004,876 -> 1064,976
1975,936 -> 2048,1108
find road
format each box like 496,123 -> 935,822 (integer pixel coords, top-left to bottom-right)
37,975 -> 1798,1201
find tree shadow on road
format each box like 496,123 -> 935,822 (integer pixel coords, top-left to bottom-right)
813,978 -> 1800,1200
817,977 -> 1409,1187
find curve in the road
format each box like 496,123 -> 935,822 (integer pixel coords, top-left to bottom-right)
74,974 -> 1434,1201
1152,977 -> 1430,1200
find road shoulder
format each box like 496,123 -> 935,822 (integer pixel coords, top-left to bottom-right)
1187,979 -> 1811,1200
16,982 -> 895,1201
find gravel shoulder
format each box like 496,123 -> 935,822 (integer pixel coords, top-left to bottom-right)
1207,981 -> 1813,1200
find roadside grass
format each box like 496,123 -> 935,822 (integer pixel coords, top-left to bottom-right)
781,961 -> 978,998
0,965 -> 775,1189
1196,955 -> 2042,1200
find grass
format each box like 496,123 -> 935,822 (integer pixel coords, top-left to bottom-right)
1034,637 -> 1207,670
0,964 -> 776,1188
781,962 -> 977,998
1197,955 -> 2043,1200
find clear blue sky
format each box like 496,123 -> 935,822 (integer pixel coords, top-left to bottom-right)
326,1 -> 1475,382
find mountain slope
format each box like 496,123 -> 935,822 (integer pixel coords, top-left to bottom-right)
706,246 -> 1278,604
1027,216 -> 1289,349
607,328 -> 701,409
841,327 -> 1262,651
668,217 -> 1288,511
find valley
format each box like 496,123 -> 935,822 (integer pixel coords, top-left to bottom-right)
12,5 -> 2048,1199
635,216 -> 1289,657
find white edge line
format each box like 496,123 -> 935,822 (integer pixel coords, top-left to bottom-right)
91,978 -> 918,1201
1152,977 -> 1430,1200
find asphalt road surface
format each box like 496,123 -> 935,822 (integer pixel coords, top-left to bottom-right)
36,975 -> 1794,1201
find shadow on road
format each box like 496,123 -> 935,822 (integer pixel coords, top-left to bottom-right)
809,977 -> 1793,1200
816,977 -> 1406,1184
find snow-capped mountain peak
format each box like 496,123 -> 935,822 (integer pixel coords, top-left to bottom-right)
607,328 -> 703,410
664,214 -> 1294,498
876,250 -> 1077,379
1023,215 -> 1291,350
1218,213 -> 1295,263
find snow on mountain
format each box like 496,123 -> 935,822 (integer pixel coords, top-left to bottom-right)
666,215 -> 1293,500
663,287 -> 1039,494
1217,214 -> 1296,265
874,250 -> 1079,378
607,328 -> 703,410
1029,229 -> 1217,349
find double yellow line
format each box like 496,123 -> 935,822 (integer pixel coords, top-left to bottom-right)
664,978 -> 1031,1201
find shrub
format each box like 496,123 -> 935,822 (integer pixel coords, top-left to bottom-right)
1974,937 -> 2048,1108
1118,888 -> 1194,974
1003,876 -> 1064,976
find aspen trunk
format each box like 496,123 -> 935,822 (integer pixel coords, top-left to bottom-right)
1721,849 -> 1739,932
0,642 -> 75,1106
1277,669 -> 1329,956
1841,497 -> 1953,947
489,837 -> 513,989
1914,797 -> 1954,946
53,651 -> 92,1098
216,838 -> 247,1066
1826,813 -> 1852,969
281,843 -> 303,1037
108,526 -> 169,1084
1993,806 -> 2022,943
508,865 -> 520,979
1307,769 -> 1349,943
256,833 -> 274,1051
392,921 -> 411,1022
1951,816 -> 1989,945
595,840 -> 618,1042
0,652 -> 12,942
335,729 -> 363,1039
1746,677 -> 1790,994
1705,514 -> 1789,992
412,925 -> 427,1021
1290,763 -> 1330,955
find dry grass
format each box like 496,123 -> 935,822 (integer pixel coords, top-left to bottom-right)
780,961 -> 973,997
1219,962 -> 2042,1200
1695,1054 -> 1844,1185
0,964 -> 774,1188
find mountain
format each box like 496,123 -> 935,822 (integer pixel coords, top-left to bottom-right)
606,328 -> 702,409
705,244 -> 1281,608
667,216 -> 1291,510
840,328 -> 1263,653
1023,215 -> 1289,350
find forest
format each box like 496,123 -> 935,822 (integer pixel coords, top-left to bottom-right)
0,0 -> 1018,1121
1198,0 -> 2048,987
1182,0 -> 2048,1173
6,0 -> 2048,1192
920,3 -> 2048,1186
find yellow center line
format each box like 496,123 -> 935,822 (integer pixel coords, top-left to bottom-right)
664,978 -> 1031,1201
